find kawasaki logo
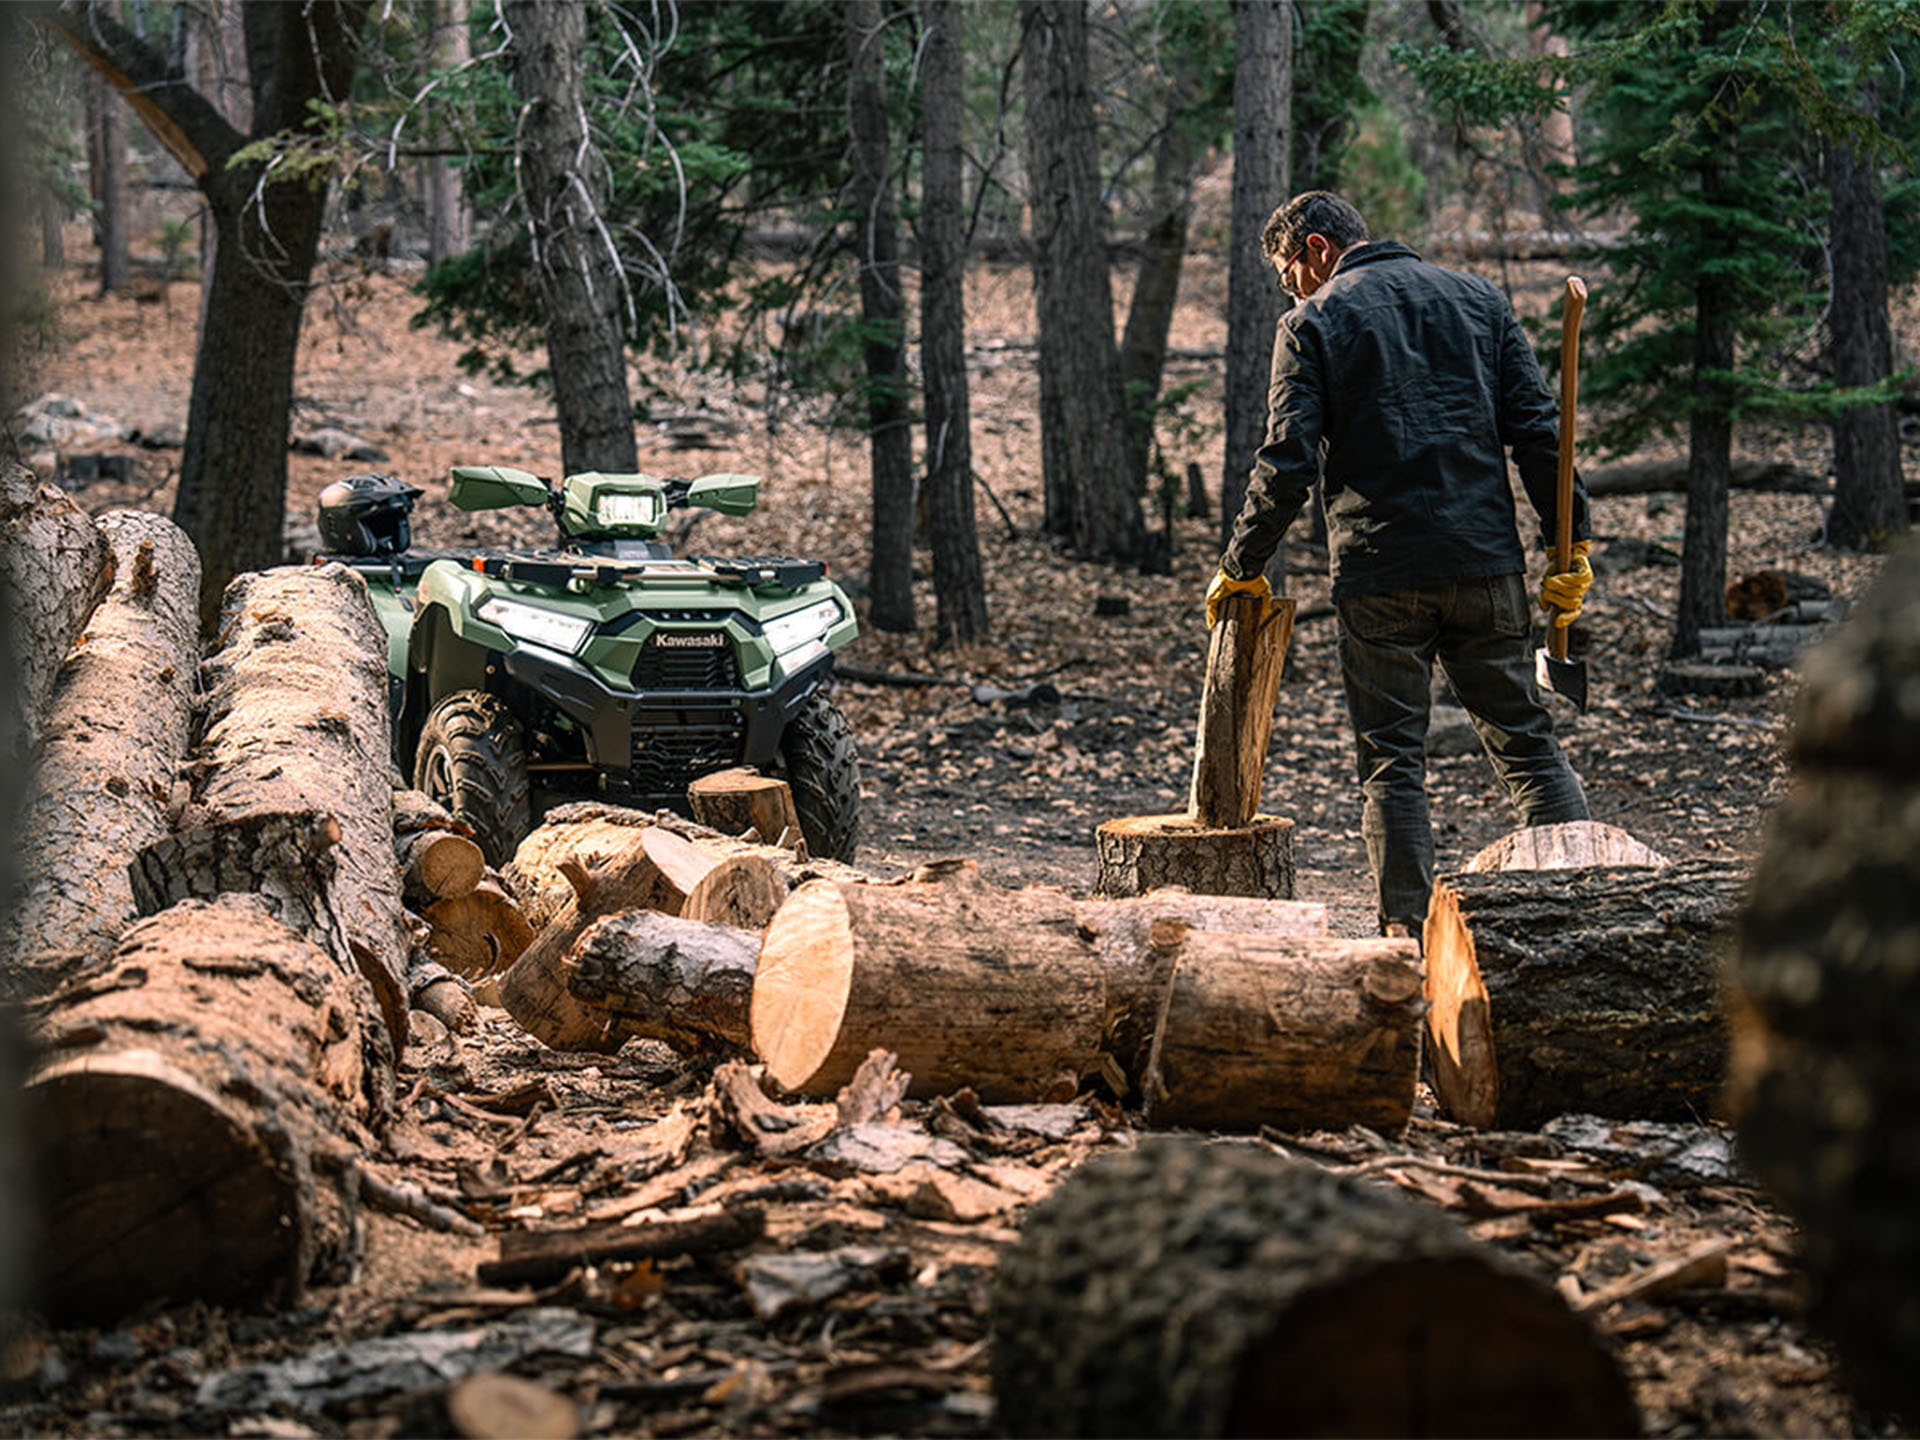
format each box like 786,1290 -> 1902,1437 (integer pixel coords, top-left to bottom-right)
653,631 -> 727,649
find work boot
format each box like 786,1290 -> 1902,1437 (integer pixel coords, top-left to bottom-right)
1382,920 -> 1423,956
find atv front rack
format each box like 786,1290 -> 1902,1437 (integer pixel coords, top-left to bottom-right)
468,553 -> 826,590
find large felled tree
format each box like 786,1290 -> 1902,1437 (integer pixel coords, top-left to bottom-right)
35,0 -> 369,629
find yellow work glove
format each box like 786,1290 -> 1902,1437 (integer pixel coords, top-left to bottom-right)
1539,540 -> 1593,629
1206,567 -> 1272,628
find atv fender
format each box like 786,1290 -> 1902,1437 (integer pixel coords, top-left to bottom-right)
399,601 -> 492,765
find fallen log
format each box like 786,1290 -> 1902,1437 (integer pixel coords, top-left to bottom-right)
6,510 -> 199,994
477,1204 -> 766,1288
24,895 -> 381,1321
1729,548 -> 1920,1417
990,1137 -> 1638,1437
688,768 -> 803,850
135,565 -> 409,1047
1141,934 -> 1425,1135
1189,592 -> 1294,828
0,461 -> 114,762
499,825 -> 783,1053
1583,456 -> 1825,497
752,861 -> 1106,1102
1425,857 -> 1743,1129
424,873 -> 535,980
564,909 -> 761,1054
393,788 -> 485,909
1093,813 -> 1295,898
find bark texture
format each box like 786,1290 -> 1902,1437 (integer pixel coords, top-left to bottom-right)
25,895 -> 380,1321
565,909 -> 761,1054
1189,593 -> 1294,827
990,1138 -> 1638,1437
6,511 -> 200,994
1095,814 -> 1295,899
1425,858 -> 1742,1129
1729,548 -> 1920,1416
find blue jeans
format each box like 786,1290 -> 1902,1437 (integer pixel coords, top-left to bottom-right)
1337,573 -> 1588,930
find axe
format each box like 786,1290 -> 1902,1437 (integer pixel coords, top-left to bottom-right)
1536,275 -> 1588,711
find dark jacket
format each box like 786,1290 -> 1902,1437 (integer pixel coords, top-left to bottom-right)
1222,240 -> 1588,599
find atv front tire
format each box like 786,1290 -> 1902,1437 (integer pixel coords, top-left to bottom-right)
776,691 -> 863,862
415,691 -> 532,868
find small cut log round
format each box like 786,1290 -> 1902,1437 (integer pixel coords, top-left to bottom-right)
752,861 -> 1105,1102
424,873 -> 535,981
1094,813 -> 1295,899
990,1136 -> 1638,1438
564,909 -> 761,1055
688,767 -> 804,849
393,787 -> 485,908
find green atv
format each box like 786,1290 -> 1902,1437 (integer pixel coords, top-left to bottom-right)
315,466 -> 863,865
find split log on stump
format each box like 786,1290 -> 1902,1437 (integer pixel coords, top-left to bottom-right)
1094,813 -> 1295,899
989,1137 -> 1639,1438
564,910 -> 760,1054
23,895 -> 381,1321
688,767 -> 803,850
1141,935 -> 1425,1135
1075,892 -> 1329,1087
5,511 -> 199,994
1424,857 -> 1744,1129
1465,819 -> 1668,874
1189,592 -> 1294,828
0,461 -> 114,762
500,825 -> 784,1053
136,565 -> 409,1047
424,874 -> 535,981
752,861 -> 1105,1102
1728,549 -> 1920,1418
393,788 -> 485,908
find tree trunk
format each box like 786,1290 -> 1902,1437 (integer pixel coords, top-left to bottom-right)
990,1138 -> 1638,1438
1142,934 -> 1424,1135
919,0 -> 988,646
135,565 -> 409,1049
25,895 -> 381,1322
1021,0 -> 1143,565
564,909 -> 761,1054
1425,857 -> 1742,1129
394,788 -> 486,908
844,0 -> 915,633
1119,61 -> 1197,487
687,768 -> 802,849
425,0 -> 471,265
93,70 -> 131,295
1094,814 -> 1295,899
0,463 -> 115,765
6,512 -> 200,995
1219,0 -> 1290,562
192,0 -> 252,346
1825,118 -> 1907,553
1729,551 -> 1920,1418
752,862 -> 1106,1101
39,186 -> 65,269
503,0 -> 637,477
1189,593 -> 1294,827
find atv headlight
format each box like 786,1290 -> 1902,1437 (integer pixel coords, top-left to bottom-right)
476,597 -> 594,655
763,597 -> 843,658
596,490 -> 663,527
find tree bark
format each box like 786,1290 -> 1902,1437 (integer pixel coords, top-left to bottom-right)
688,768 -> 802,849
752,862 -> 1106,1101
425,0 -> 471,265
93,69 -> 130,295
6,512 -> 200,994
1825,115 -> 1907,553
1142,934 -> 1424,1135
503,0 -> 637,476
919,0 -> 988,646
1021,0 -> 1143,564
0,462 -> 115,765
1095,813 -> 1295,899
1189,593 -> 1294,827
1425,858 -> 1742,1129
25,895 -> 381,1321
990,1138 -> 1638,1438
845,0 -> 915,633
1729,550 -> 1920,1417
1218,0 -> 1290,562
564,909 -> 761,1054
1119,60 -> 1198,487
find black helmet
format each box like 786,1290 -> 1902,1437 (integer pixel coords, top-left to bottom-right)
317,472 -> 421,557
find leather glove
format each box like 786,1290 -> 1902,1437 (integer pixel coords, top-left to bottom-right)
1539,540 -> 1593,629
1207,567 -> 1272,628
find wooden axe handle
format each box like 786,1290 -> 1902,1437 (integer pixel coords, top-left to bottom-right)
1551,276 -> 1587,664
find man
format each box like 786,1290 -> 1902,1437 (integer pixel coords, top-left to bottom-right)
1208,190 -> 1593,938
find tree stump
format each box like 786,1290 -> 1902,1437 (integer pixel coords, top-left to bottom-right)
1424,858 -> 1743,1129
990,1137 -> 1638,1437
1189,592 -> 1294,827
1142,935 -> 1424,1135
688,767 -> 804,849
24,895 -> 380,1321
1728,548 -> 1920,1417
751,861 -> 1105,1102
1094,813 -> 1294,898
6,511 -> 200,994
564,910 -> 761,1055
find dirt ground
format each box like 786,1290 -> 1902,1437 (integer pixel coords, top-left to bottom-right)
5,239 -> 1916,1437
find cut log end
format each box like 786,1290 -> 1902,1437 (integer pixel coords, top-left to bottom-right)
1095,812 -> 1295,899
751,881 -> 856,1092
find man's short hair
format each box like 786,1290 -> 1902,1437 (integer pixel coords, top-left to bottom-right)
1262,191 -> 1370,261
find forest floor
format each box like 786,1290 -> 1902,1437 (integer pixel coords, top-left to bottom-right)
5,242 -> 1917,1437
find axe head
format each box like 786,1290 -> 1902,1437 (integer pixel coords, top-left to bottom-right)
1535,645 -> 1588,712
